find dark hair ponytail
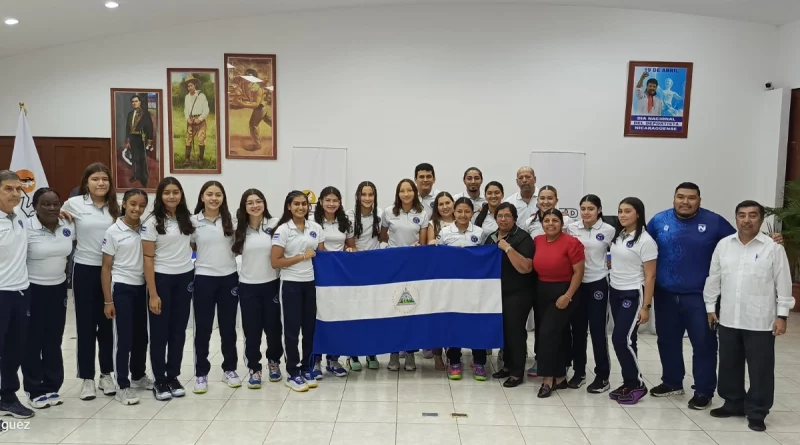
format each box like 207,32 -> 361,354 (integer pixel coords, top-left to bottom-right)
579,194 -> 604,221
353,181 -> 380,239
475,181 -> 503,228
120,188 -> 148,217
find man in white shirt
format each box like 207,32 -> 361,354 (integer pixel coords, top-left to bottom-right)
415,163 -> 440,218
453,167 -> 486,211
0,170 -> 35,419
703,200 -> 794,432
634,71 -> 663,116
503,166 -> 538,230
182,75 -> 210,168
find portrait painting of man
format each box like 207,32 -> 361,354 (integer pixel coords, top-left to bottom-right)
167,69 -> 221,174
225,54 -> 278,160
110,89 -> 163,192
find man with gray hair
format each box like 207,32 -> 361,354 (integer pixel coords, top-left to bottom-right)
503,167 -> 538,229
0,170 -> 35,419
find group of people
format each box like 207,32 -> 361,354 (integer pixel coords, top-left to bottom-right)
0,162 -> 793,433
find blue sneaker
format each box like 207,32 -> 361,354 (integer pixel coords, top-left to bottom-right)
267,360 -> 282,382
326,360 -> 348,377
248,370 -> 262,389
311,360 -> 324,380
302,372 -> 318,388
285,375 -> 308,392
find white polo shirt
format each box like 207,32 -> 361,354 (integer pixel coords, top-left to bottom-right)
239,217 -> 280,284
0,210 -> 29,291
141,214 -> 194,275
272,219 -> 324,282
381,206 -> 430,248
438,222 -> 485,247
525,214 -> 572,238
26,217 -> 75,286
61,195 -> 114,267
320,219 -> 354,252
346,208 -> 383,251
609,230 -> 658,291
567,219 -> 615,283
474,211 -> 498,235
102,219 -> 145,286
452,191 -> 486,212
190,213 -> 236,277
419,189 -> 441,217
503,191 -> 538,229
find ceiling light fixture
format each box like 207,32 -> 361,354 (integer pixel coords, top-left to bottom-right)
105,1 -> 119,8
4,18 -> 19,25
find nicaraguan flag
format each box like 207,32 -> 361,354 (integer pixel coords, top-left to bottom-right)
312,245 -> 503,356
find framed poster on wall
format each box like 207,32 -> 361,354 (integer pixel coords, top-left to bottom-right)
166,68 -> 222,174
110,88 -> 163,192
624,61 -> 693,138
224,53 -> 277,160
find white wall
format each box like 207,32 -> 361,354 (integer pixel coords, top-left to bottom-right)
778,20 -> 800,89
0,4 -> 781,219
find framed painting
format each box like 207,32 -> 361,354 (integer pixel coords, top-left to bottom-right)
166,68 -> 222,173
110,88 -> 164,192
624,61 -> 693,138
224,54 -> 277,160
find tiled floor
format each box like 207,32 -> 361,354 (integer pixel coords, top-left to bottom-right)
3,297 -> 800,445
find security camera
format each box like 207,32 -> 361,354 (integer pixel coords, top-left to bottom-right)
765,82 -> 774,90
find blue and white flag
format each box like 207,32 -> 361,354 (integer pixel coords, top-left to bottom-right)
313,245 -> 503,356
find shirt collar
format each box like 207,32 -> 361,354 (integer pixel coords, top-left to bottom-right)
734,231 -> 770,246
83,194 -> 108,209
287,219 -> 308,232
115,219 -> 135,232
577,219 -> 604,230
448,222 -> 474,233
0,209 -> 11,219
463,191 -> 484,200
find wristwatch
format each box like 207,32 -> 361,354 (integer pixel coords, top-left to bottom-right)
645,303 -> 652,310
778,315 -> 788,321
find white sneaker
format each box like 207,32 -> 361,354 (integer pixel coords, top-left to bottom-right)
404,353 -> 417,371
131,375 -> 154,390
98,373 -> 116,396
79,379 -> 96,401
222,371 -> 242,388
45,392 -> 63,406
193,376 -> 208,394
387,353 -> 400,371
285,375 -> 309,392
115,387 -> 140,405
28,394 -> 50,409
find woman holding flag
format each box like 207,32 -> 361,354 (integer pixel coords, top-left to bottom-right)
271,190 -> 325,392
380,179 -> 429,372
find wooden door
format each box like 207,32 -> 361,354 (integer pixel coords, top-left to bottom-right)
0,137 -> 111,201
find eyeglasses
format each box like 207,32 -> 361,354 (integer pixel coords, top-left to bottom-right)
496,214 -> 514,220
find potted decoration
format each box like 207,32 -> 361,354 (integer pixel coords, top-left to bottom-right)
766,179 -> 800,312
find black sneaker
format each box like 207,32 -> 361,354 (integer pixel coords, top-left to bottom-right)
609,384 -> 625,400
152,383 -> 173,401
748,418 -> 767,432
587,377 -> 610,394
168,379 -> 186,397
710,406 -> 745,418
0,400 -> 34,419
687,394 -> 712,410
567,374 -> 586,389
650,383 -> 684,397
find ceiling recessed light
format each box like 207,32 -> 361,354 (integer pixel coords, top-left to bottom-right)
4,18 -> 19,25
105,1 -> 119,8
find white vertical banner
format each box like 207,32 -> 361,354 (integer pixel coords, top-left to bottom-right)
11,108 -> 48,218
529,151 -> 585,219
291,146 -> 348,214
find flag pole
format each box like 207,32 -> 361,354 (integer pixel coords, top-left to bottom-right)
19,102 -> 26,115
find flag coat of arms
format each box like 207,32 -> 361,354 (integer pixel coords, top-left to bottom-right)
10,108 -> 48,218
312,245 -> 503,356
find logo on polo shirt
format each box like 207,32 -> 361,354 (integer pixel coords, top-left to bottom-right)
17,219 -> 23,228
272,233 -> 280,241
394,284 -> 419,314
102,238 -> 107,246
593,291 -> 604,300
265,227 -> 273,235
663,225 -> 669,231
698,224 -> 706,233
626,241 -> 634,248
62,228 -> 71,237
141,226 -> 147,233
596,233 -> 605,241
470,235 -> 479,243
187,282 -> 194,292
310,231 -> 317,239
412,217 -> 420,224
622,299 -> 632,309
231,286 -> 239,297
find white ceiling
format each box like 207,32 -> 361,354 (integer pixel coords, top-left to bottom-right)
0,0 -> 798,58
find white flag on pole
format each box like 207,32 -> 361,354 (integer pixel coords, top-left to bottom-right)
10,107 -> 48,218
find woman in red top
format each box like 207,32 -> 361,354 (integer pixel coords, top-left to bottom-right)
532,208 -> 585,398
